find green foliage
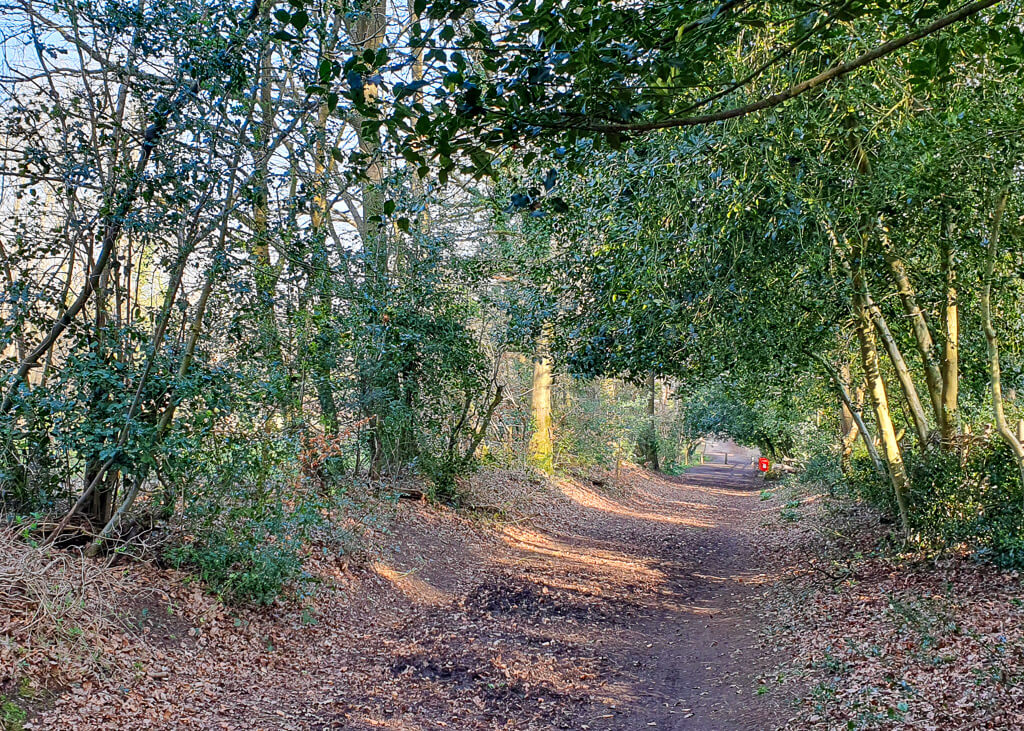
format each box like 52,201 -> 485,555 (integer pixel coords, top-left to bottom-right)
163,429 -> 305,604
0,697 -> 27,730
366,0 -> 1014,180
351,240 -> 502,497
0,407 -> 58,515
420,452 -> 475,505
166,513 -> 304,606
545,379 -> 697,472
800,451 -> 847,497
832,442 -> 1024,566
843,456 -> 898,515
905,443 -> 1024,566
678,383 -> 810,460
553,385 -> 624,468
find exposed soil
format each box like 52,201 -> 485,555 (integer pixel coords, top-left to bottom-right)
27,456 -> 790,730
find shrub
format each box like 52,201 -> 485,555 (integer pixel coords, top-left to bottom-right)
420,452 -> 475,505
829,438 -> 1024,566
162,423 -> 381,604
905,441 -> 1024,565
799,450 -> 846,496
165,512 -> 304,606
163,428 -> 312,605
844,455 -> 898,515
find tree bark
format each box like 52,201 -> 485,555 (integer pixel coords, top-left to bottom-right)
839,364 -> 855,437
980,188 -> 1024,488
838,363 -> 857,472
813,354 -> 885,476
882,247 -> 945,432
529,339 -> 554,472
863,290 -> 931,446
344,0 -> 391,460
852,273 -> 911,534
309,98 -> 340,436
940,213 -> 959,444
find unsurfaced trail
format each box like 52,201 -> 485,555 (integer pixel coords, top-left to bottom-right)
534,460 -> 785,730
255,458 -> 788,730
48,458 -> 788,730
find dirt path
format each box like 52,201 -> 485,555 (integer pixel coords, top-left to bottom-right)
265,460 -> 785,730
35,461 -> 788,730
496,460 -> 786,730
552,461 -> 783,730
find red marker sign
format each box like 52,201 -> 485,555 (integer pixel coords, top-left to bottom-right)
758,457 -> 770,472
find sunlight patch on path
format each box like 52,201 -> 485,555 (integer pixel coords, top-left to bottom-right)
551,478 -> 717,529
371,562 -> 451,605
498,526 -> 664,582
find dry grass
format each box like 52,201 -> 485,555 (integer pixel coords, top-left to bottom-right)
0,523 -> 129,689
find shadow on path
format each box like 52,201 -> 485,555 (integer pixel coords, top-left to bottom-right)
485,462 -> 784,730
269,461 -> 789,730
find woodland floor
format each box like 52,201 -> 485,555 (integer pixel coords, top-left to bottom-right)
10,456 -> 792,730
9,454 -> 1024,729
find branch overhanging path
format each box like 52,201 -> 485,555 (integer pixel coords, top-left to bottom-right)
557,0 -> 1005,134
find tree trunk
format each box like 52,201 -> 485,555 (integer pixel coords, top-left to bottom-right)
251,18 -> 289,417
345,0 -> 390,458
838,363 -> 857,472
83,256 -> 118,528
839,363 -> 855,437
814,354 -> 885,476
529,340 -> 554,472
980,188 -> 1024,488
863,291 -> 930,446
637,370 -> 660,470
940,214 -> 959,445
836,141 -> 909,531
882,244 -> 945,433
309,95 -> 341,436
852,275 -> 911,534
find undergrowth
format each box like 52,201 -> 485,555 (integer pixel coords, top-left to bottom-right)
799,439 -> 1024,568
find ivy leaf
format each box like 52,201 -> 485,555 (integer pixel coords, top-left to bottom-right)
543,168 -> 558,192
290,10 -> 309,32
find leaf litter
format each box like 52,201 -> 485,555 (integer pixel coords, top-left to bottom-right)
12,462 -> 1014,729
